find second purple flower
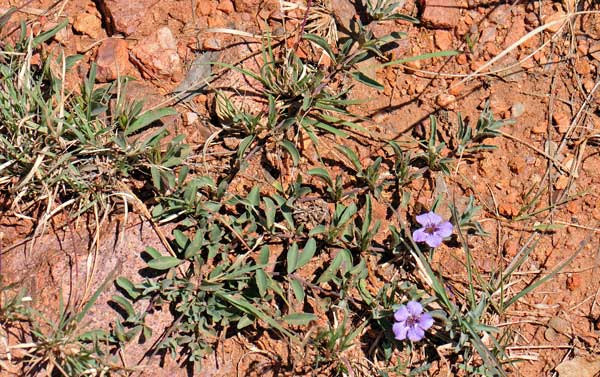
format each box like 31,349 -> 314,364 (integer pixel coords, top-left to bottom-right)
392,301 -> 434,342
412,211 -> 453,248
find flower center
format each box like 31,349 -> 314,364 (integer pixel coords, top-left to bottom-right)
424,225 -> 437,235
406,315 -> 418,327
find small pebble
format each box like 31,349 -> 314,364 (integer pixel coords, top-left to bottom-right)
436,93 -> 456,109
511,102 -> 525,118
183,112 -> 199,126
554,175 -> 569,190
552,112 -> 570,133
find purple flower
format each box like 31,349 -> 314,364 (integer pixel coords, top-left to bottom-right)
392,301 -> 434,342
412,211 -> 453,248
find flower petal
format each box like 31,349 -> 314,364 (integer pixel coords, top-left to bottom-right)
418,313 -> 434,330
416,212 -> 442,227
424,234 -> 443,248
406,301 -> 423,316
394,306 -> 409,322
407,326 -> 425,342
412,228 -> 429,243
435,221 -> 453,238
393,322 -> 408,340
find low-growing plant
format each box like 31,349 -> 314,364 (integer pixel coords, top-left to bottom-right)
0,19 -> 187,221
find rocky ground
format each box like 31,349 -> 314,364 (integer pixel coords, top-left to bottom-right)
1,0 -> 600,376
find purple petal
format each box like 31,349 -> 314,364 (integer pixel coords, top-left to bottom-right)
406,301 -> 423,316
393,322 -> 408,340
424,234 -> 443,248
412,228 -> 429,243
407,326 -> 425,342
416,212 -> 442,227
418,313 -> 434,330
435,221 -> 453,238
394,306 -> 409,322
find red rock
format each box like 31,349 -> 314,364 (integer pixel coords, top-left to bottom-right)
436,93 -> 456,109
133,27 -> 182,79
544,10 -> 566,33
434,30 -> 453,50
498,203 -> 519,218
197,0 -> 213,16
503,17 -> 526,49
421,0 -> 460,29
95,38 -> 130,82
577,40 -> 589,55
202,37 -> 222,51
583,78 -> 595,92
503,239 -> 519,258
554,175 -> 569,190
233,0 -> 260,13
455,53 -> 468,65
552,112 -> 570,133
590,42 -> 600,61
217,0 -> 235,14
105,0 -> 157,35
566,274 -> 582,291
575,59 -> 592,75
73,13 -> 103,39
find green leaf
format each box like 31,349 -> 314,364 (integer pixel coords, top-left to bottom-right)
147,256 -> 182,270
237,135 -> 255,159
0,7 -> 17,31
290,279 -> 305,303
150,166 -> 161,190
382,50 -> 460,67
303,33 -> 336,62
532,223 -> 565,232
287,242 -> 299,274
336,145 -> 362,172
296,238 -> 316,270
246,185 -> 261,207
263,197 -> 276,229
217,292 -> 294,337
125,108 -> 177,136
351,71 -> 384,90
111,295 -> 136,320
311,121 -> 348,137
65,54 -> 84,70
282,312 -> 316,326
279,140 -> 300,166
32,19 -> 68,47
308,167 -> 332,186
256,269 -> 268,297
337,203 -> 357,227
184,231 -> 203,259
237,315 -> 254,329
115,277 -> 139,299
145,247 -> 163,259
317,250 -> 345,284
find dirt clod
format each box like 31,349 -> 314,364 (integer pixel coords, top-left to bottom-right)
73,12 -> 103,39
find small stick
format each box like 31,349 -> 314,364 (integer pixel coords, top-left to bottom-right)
292,0 -> 312,51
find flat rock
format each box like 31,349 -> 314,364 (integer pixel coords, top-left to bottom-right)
132,27 -> 182,79
95,38 -> 131,82
555,356 -> 600,377
105,0 -> 158,35
421,0 -> 460,29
